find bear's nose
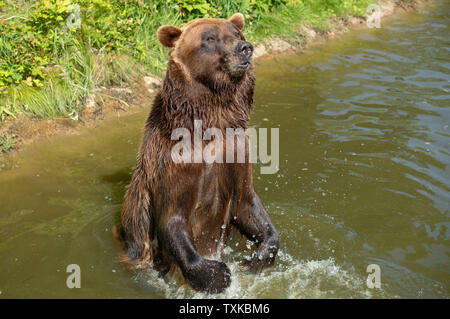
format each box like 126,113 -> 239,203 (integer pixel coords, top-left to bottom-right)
236,41 -> 253,59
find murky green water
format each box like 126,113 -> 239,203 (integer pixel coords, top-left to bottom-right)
1,2 -> 449,298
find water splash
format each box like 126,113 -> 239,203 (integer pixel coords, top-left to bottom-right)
136,249 -> 378,299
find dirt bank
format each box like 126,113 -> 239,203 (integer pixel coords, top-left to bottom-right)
0,0 -> 429,158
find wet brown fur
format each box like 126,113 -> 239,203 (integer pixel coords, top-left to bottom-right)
114,13 -> 279,293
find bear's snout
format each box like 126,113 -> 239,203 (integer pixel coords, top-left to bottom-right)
235,41 -> 253,64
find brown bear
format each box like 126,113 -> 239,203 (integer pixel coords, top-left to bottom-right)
114,13 -> 280,293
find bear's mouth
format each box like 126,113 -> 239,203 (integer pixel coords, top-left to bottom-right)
236,61 -> 250,69
220,55 -> 252,79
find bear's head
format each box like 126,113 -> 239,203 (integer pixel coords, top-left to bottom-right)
157,13 -> 253,90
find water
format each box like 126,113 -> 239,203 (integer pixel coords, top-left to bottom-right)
0,2 -> 449,298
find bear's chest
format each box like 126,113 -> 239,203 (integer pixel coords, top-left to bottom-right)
194,163 -> 240,214
189,162 -> 248,256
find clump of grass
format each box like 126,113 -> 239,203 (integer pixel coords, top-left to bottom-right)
0,133 -> 16,152
245,2 -> 329,46
3,39 -> 96,118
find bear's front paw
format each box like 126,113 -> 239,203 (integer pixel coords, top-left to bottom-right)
239,249 -> 276,274
185,259 -> 231,293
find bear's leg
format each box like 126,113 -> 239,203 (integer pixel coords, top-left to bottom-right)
233,189 -> 280,273
163,216 -> 231,293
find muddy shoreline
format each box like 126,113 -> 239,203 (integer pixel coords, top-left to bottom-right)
0,0 -> 428,157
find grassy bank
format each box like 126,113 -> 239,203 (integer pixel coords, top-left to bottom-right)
0,0 -> 416,127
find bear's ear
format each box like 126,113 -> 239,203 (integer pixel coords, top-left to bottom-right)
229,13 -> 245,30
157,25 -> 182,48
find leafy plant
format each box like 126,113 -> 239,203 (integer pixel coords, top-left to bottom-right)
0,106 -> 15,121
0,133 -> 16,152
170,0 -> 212,19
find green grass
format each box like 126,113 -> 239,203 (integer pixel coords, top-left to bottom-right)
0,133 -> 16,152
0,0 -> 409,122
